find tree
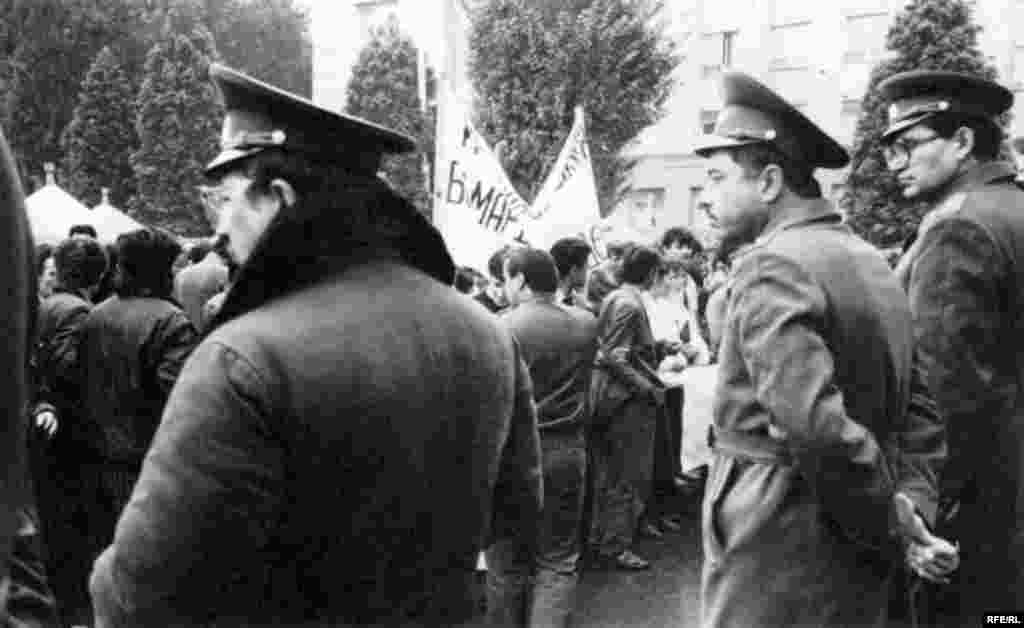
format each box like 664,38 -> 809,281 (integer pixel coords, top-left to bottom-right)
345,18 -> 434,216
62,46 -> 138,208
130,20 -> 222,237
0,0 -> 146,188
844,0 -> 1002,247
468,0 -> 678,215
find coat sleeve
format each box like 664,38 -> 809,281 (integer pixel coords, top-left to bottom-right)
894,351 -> 945,527
597,299 -> 659,397
90,340 -> 286,627
145,310 -> 199,399
488,341 -> 543,551
733,253 -> 895,548
907,217 -> 1007,508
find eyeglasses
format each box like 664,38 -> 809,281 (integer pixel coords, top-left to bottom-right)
197,183 -> 233,221
882,134 -> 943,170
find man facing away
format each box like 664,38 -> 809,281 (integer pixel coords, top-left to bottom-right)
486,247 -> 598,628
881,70 -> 1024,625
89,64 -> 542,627
549,237 -> 592,309
693,71 -> 945,627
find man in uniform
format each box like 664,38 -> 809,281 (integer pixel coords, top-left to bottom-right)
89,64 -> 542,627
693,71 -> 945,627
881,70 -> 1024,625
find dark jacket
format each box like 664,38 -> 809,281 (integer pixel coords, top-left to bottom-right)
35,290 -> 102,461
896,161 -> 1024,622
77,296 -> 198,466
0,124 -> 38,624
702,204 -> 944,628
89,260 -> 543,627
588,284 -> 662,428
501,299 -> 598,433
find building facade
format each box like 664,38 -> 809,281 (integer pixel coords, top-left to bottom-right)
313,0 -> 1024,244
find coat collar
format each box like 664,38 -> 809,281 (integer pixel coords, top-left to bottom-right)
934,160 -> 1016,205
737,197 -> 841,259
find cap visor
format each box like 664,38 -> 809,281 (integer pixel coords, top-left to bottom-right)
204,147 -> 265,176
692,134 -> 762,157
881,112 -> 935,141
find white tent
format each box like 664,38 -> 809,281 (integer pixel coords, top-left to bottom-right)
91,188 -> 144,243
25,165 -> 95,245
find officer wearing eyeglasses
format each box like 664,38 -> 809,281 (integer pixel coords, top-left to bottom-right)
89,64 -> 542,627
881,70 -> 1024,626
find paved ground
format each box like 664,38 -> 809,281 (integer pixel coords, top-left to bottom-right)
574,498 -> 704,627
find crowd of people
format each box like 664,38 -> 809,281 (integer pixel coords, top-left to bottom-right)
0,57 -> 1020,628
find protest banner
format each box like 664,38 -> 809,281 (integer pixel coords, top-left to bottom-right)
525,106 -> 608,266
432,96 -> 531,272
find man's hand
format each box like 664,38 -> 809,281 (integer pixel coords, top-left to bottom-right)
35,410 -> 57,437
894,492 -> 959,584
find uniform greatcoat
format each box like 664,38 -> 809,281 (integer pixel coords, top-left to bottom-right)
897,161 -> 1024,624
89,258 -> 543,627
702,203 -> 944,628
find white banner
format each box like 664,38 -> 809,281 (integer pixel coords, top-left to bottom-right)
433,97 -> 531,272
525,106 -> 608,266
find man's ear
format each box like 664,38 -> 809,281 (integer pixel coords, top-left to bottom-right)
269,178 -> 297,208
758,164 -> 785,203
954,126 -> 975,162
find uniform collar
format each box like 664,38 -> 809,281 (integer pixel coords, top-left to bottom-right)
749,197 -> 841,252
936,160 -> 1016,204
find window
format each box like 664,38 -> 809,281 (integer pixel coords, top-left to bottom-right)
700,30 -> 738,78
700,109 -> 719,134
625,189 -> 666,230
722,30 -> 737,67
839,99 -> 862,143
843,12 -> 888,64
769,21 -> 814,67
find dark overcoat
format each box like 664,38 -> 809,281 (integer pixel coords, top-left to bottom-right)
89,258 -> 543,627
897,161 -> 1024,624
702,203 -> 944,628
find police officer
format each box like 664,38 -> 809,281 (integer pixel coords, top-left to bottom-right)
89,65 -> 542,627
881,69 -> 1024,625
693,71 -> 944,627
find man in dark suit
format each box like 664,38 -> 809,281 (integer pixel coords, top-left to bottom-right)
882,70 -> 1024,626
587,245 -> 666,571
486,247 -> 597,627
693,71 -> 945,627
90,64 -> 542,627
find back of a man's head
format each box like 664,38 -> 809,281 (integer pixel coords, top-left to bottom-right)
54,237 -> 108,292
116,228 -> 182,298
505,247 -> 558,294
549,237 -> 592,280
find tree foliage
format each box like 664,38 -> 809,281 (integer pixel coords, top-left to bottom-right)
62,46 -> 138,207
130,22 -> 221,236
844,0 -> 1002,247
468,0 -> 678,215
0,0 -> 311,195
345,18 -> 434,216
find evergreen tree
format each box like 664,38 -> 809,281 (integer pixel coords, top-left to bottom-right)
468,0 -> 678,214
845,0 -> 1003,247
62,46 -> 138,207
345,18 -> 433,216
131,20 -> 222,236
